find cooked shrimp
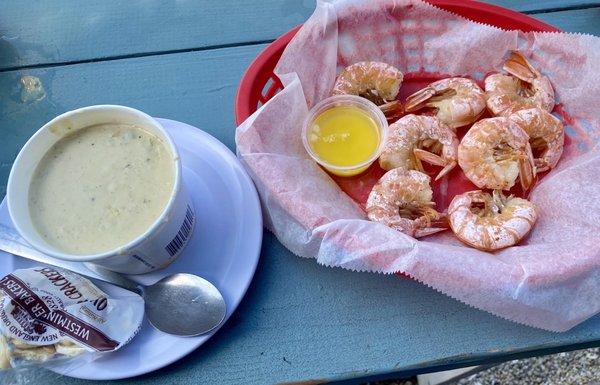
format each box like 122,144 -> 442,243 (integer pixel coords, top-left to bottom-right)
366,169 -> 447,238
458,117 -> 535,191
404,77 -> 486,129
379,114 -> 459,180
333,61 -> 403,116
448,190 -> 537,251
508,107 -> 564,173
485,51 -> 555,116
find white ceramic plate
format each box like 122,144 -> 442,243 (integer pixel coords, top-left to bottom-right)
0,118 -> 263,380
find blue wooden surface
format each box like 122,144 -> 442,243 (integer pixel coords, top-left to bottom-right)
1,1 -> 600,384
535,7 -> 600,34
0,0 -> 598,71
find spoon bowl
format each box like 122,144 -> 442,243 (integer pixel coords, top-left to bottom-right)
144,273 -> 227,336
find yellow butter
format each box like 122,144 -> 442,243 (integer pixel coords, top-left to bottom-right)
308,106 -> 380,176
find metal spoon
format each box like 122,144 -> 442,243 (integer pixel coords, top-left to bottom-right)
0,224 -> 227,337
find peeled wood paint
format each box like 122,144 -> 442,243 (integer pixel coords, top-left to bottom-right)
19,76 -> 45,103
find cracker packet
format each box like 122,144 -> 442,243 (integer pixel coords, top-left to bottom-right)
0,266 -> 144,370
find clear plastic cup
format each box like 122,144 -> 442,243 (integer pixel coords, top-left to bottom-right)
302,95 -> 388,177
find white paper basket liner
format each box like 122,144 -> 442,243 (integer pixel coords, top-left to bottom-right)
236,0 -> 600,331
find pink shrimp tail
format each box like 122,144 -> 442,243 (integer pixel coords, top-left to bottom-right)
379,100 -> 404,120
519,155 -> 537,192
503,51 -> 540,83
415,223 -> 448,238
435,161 -> 457,180
414,214 -> 449,238
413,149 -> 457,180
404,87 -> 436,112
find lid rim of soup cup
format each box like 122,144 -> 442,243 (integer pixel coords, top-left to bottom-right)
7,104 -> 183,263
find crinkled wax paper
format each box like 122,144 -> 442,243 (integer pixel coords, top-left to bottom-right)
235,0 -> 600,331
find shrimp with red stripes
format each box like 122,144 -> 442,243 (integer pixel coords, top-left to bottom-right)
366,169 -> 447,238
485,51 -> 555,116
448,190 -> 537,251
404,77 -> 486,129
458,117 -> 536,191
379,114 -> 459,180
332,61 -> 403,117
508,107 -> 564,173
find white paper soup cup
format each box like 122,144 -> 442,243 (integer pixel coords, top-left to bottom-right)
7,105 -> 195,274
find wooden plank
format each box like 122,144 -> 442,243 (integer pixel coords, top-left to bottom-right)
535,7 -> 600,35
495,0 -> 598,13
0,0 -> 597,70
0,0 -> 314,70
2,44 -> 600,385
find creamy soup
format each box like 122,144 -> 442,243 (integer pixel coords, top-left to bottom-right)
28,123 -> 175,255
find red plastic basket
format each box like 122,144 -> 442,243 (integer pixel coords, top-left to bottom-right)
234,0 -> 559,125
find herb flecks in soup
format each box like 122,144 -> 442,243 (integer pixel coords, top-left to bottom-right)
29,124 -> 175,255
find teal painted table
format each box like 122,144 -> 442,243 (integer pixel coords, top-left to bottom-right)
1,1 -> 600,384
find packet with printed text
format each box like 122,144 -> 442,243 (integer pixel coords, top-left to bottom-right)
0,266 -> 144,370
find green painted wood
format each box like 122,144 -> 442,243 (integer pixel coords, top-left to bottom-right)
0,0 -> 597,70
2,42 -> 600,385
535,7 -> 600,35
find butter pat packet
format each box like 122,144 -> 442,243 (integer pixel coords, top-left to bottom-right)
0,266 -> 144,370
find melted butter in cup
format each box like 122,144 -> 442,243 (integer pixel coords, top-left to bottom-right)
303,95 -> 388,177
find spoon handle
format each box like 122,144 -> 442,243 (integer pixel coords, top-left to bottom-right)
84,263 -> 142,294
0,224 -> 141,294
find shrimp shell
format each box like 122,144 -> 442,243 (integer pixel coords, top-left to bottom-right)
405,77 -> 486,129
509,107 -> 564,173
458,117 -> 536,191
379,114 -> 458,180
333,61 -> 403,105
366,169 -> 446,238
485,51 -> 555,116
448,190 -> 537,251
